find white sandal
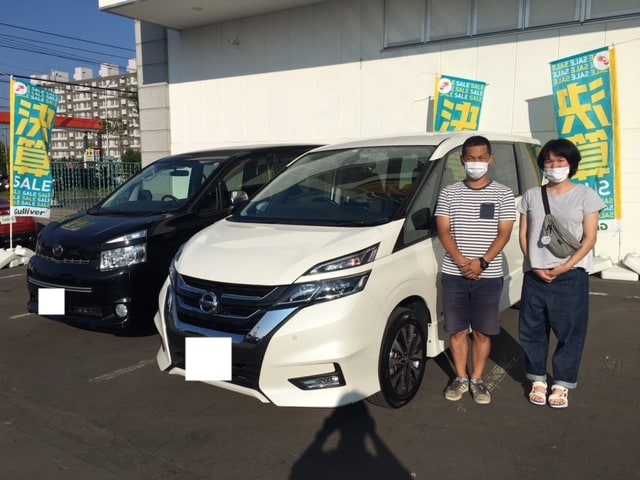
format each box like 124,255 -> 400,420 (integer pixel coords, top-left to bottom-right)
549,385 -> 569,409
528,381 -> 547,406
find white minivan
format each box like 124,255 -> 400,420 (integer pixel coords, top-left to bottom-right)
154,132 -> 541,408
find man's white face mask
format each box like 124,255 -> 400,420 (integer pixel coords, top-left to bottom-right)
544,166 -> 570,183
464,162 -> 489,180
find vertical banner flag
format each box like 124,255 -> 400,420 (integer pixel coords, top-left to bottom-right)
433,75 -> 486,131
550,47 -> 619,232
9,78 -> 59,219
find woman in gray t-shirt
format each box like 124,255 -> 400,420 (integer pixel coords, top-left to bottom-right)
517,138 -> 604,409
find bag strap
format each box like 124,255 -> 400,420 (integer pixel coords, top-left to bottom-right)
541,185 -> 551,215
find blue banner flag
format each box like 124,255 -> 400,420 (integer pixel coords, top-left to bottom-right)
433,75 -> 486,131
9,79 -> 59,218
550,47 -> 619,230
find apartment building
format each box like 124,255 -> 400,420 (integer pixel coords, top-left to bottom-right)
32,61 -> 140,161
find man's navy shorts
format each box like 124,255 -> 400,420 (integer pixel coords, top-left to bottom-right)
441,273 -> 503,335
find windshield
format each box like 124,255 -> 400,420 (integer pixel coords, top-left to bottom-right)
234,146 -> 436,226
96,156 -> 225,214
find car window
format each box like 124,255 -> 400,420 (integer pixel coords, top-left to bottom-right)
223,155 -> 274,197
516,142 -> 542,192
489,143 -> 519,195
275,152 -> 302,171
236,146 -> 435,226
400,157 -> 444,246
98,158 -> 223,214
439,146 -> 467,189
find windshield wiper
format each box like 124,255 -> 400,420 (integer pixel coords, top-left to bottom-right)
333,218 -> 389,227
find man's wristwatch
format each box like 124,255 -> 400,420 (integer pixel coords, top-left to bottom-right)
479,257 -> 489,270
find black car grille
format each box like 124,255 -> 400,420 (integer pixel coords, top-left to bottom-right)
168,274 -> 293,391
175,274 -> 289,336
36,241 -> 95,263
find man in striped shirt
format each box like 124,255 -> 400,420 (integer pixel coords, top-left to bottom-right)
434,135 -> 516,404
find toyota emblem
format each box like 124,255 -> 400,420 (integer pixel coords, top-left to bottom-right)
199,291 -> 219,314
52,244 -> 64,258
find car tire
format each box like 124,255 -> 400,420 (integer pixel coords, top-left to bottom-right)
367,306 -> 427,408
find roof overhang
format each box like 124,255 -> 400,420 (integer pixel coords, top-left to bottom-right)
99,0 -> 326,31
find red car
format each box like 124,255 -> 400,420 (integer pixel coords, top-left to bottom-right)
0,199 -> 38,250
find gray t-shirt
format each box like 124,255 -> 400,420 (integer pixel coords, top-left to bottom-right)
517,184 -> 605,273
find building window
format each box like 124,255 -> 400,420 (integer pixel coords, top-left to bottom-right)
475,0 -> 522,34
427,0 -> 471,40
527,0 -> 579,26
588,0 -> 640,18
385,0 -> 425,46
384,0 -> 639,46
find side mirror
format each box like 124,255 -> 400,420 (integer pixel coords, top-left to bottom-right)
230,190 -> 249,207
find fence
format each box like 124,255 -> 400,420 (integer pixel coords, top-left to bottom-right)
51,161 -> 142,211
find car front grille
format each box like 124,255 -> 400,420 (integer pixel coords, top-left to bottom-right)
36,241 -> 95,263
168,274 -> 294,391
174,274 -> 289,336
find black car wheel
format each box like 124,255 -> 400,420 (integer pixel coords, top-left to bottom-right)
367,306 -> 427,408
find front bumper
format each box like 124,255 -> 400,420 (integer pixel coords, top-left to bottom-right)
154,279 -> 384,408
27,255 -> 144,327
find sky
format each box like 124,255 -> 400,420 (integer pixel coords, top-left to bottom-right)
0,0 -> 136,111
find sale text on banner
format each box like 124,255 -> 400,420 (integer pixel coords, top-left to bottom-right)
550,47 -> 619,230
10,79 -> 59,219
433,75 -> 486,132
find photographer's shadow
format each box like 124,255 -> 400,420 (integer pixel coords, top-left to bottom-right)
289,399 -> 413,480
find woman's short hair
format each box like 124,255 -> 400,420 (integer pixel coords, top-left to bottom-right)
537,138 -> 581,177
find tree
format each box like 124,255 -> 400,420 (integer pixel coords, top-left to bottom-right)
122,148 -> 141,163
102,118 -> 130,159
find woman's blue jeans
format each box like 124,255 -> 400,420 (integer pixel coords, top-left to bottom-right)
518,268 -> 590,389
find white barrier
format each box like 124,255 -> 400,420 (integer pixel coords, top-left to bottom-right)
0,246 -> 35,269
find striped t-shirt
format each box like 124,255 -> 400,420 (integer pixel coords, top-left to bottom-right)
434,180 -> 516,278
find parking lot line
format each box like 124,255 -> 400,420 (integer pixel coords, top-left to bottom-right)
90,358 -> 156,382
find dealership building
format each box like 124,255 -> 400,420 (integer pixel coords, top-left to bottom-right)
99,0 -> 639,266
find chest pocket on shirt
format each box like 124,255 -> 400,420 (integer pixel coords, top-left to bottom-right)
480,203 -> 495,219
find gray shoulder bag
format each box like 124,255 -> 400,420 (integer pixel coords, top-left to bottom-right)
540,185 -> 582,258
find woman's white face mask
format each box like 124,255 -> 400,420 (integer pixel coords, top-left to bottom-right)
464,162 -> 489,180
544,166 -> 570,183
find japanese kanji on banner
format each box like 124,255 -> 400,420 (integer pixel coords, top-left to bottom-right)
9,78 -> 59,219
550,47 -> 619,231
433,75 -> 486,131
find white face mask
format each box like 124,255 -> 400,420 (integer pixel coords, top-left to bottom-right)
544,166 -> 570,183
464,162 -> 489,180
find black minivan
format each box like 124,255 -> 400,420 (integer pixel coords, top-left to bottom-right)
27,144 -> 319,330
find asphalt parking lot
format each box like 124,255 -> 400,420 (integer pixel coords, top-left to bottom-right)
0,264 -> 638,480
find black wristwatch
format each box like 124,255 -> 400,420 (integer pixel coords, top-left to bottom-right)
479,257 -> 489,270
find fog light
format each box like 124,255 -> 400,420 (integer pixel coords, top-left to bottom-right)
289,364 -> 345,390
115,303 -> 128,318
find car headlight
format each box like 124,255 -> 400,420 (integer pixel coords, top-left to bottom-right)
275,272 -> 370,307
100,230 -> 147,271
307,244 -> 378,275
100,244 -> 147,270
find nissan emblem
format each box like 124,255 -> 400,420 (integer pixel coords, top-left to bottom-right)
198,291 -> 219,314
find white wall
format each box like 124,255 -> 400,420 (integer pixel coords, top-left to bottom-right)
164,0 -> 640,262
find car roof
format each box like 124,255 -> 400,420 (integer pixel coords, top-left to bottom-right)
311,131 -> 540,158
156,144 -> 323,162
